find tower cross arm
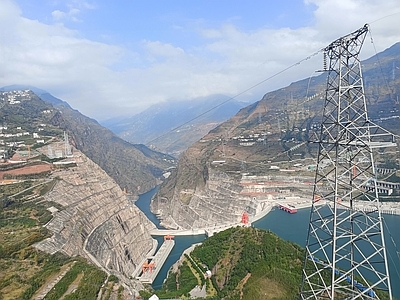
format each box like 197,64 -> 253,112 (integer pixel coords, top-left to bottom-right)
324,24 -> 369,52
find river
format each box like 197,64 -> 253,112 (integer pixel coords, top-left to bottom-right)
134,187 -> 400,298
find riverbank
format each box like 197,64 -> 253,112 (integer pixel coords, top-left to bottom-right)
254,198 -> 400,222
134,188 -> 400,298
145,197 -> 400,238
253,207 -> 400,299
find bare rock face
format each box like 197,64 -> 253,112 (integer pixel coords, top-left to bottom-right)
35,150 -> 155,278
49,105 -> 175,197
85,209 -> 154,277
152,165 -> 253,229
151,42 -> 400,231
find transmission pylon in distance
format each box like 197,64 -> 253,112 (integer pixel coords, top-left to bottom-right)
300,24 -> 396,299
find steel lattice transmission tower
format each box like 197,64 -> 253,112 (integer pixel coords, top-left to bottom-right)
300,24 -> 395,299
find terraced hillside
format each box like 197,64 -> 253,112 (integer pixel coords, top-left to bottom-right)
153,42 -> 400,229
0,89 -> 166,298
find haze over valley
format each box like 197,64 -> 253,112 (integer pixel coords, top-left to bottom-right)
2,0 -> 400,299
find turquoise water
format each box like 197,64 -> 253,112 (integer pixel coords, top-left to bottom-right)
134,187 -> 207,288
135,188 -> 400,298
254,207 -> 400,299
134,186 -> 162,228
151,235 -> 207,289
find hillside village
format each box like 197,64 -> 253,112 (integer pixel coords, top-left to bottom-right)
1,78 -> 400,299
1,40 -> 400,300
0,90 -> 160,299
0,90 -> 61,159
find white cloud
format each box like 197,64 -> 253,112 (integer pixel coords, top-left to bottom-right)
51,0 -> 95,22
78,1 -> 97,10
52,8 -> 81,21
51,9 -> 66,21
0,0 -> 20,20
142,41 -> 185,60
307,0 -> 400,47
1,0 -> 400,120
0,0 -> 124,117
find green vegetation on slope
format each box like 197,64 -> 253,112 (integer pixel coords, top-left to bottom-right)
1,90 -> 149,299
192,226 -> 303,300
146,226 -> 393,300
0,176 -> 107,299
145,226 -> 304,300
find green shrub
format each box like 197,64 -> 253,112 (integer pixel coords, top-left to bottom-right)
108,274 -> 119,282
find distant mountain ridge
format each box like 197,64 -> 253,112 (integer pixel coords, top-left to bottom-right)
152,41 -> 400,230
0,86 -> 175,196
1,84 -> 71,108
101,95 -> 248,156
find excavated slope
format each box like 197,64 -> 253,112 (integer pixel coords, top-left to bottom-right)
152,43 -> 400,230
35,148 -> 155,279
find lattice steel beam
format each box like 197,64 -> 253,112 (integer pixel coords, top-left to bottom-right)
300,24 -> 394,300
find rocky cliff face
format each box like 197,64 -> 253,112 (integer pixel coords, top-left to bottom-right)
152,43 -> 400,229
0,89 -> 162,288
1,86 -> 176,196
35,147 -> 155,280
152,167 -> 251,229
50,106 -> 175,196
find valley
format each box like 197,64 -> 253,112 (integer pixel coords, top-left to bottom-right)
1,40 -> 400,300
152,42 -> 400,231
0,90 -> 172,298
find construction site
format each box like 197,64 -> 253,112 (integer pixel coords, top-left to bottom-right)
134,235 -> 175,285
2,19 -> 400,299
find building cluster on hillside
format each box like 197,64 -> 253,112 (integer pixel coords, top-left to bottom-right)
232,132 -> 268,147
202,132 -> 272,147
0,123 -> 65,161
0,125 -> 44,148
0,90 -> 33,104
222,128 -> 308,148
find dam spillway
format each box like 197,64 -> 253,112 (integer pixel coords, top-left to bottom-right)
137,239 -> 175,284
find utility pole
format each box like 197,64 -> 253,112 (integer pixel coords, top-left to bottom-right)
300,24 -> 394,299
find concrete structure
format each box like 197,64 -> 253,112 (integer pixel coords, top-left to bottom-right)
136,240 -> 175,284
149,228 -> 205,236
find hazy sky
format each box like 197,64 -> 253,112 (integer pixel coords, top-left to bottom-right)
1,0 -> 400,120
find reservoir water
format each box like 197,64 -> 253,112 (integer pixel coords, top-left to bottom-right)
134,186 -> 162,228
254,207 -> 400,298
135,188 -> 400,298
133,186 -> 206,289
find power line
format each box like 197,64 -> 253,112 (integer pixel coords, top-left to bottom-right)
368,28 -> 393,95
148,19 -> 400,148
368,27 -> 400,140
147,48 -> 323,145
369,11 -> 400,25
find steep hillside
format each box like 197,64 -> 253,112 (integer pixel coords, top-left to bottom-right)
0,87 -> 176,196
101,95 -> 247,156
152,42 -> 400,229
34,148 -> 155,279
148,226 -> 391,300
1,85 -> 71,108
149,226 -> 303,300
50,106 -> 175,195
0,90 -> 157,298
